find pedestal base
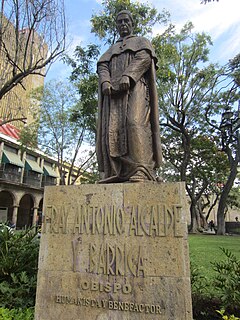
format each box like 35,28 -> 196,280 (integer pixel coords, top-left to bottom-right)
35,182 -> 192,320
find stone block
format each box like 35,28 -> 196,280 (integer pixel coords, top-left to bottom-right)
35,182 -> 192,320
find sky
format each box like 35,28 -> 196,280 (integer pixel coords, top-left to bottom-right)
46,0 -> 240,81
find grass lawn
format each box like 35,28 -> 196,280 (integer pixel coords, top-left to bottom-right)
188,234 -> 240,281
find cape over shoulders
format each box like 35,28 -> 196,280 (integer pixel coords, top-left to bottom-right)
98,35 -> 157,64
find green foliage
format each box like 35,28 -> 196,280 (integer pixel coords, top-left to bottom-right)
0,307 -> 34,320
229,53 -> 240,86
189,236 -> 240,319
0,272 -> 37,309
74,73 -> 98,135
30,80 -> 97,185
190,258 -> 209,296
217,309 -> 240,320
151,6 -> 239,236
91,0 -> 169,45
0,225 -> 39,308
226,187 -> 240,210
189,136 -> 229,191
152,22 -> 231,232
63,44 -> 100,82
19,122 -> 39,151
212,248 -> 240,309
35,80 -> 83,155
162,133 -> 229,190
153,22 -> 221,128
64,45 -> 99,136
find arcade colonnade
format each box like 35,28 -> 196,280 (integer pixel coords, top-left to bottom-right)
0,188 -> 43,229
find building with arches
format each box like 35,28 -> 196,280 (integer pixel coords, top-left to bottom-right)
0,123 -> 57,228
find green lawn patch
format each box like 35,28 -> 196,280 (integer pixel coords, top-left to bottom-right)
188,234 -> 240,318
188,234 -> 240,280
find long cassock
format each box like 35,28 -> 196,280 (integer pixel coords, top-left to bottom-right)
96,35 -> 162,183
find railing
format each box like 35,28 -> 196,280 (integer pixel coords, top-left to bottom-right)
41,177 -> 57,187
23,176 -> 41,188
0,164 -> 57,189
0,168 -> 22,183
23,171 -> 42,188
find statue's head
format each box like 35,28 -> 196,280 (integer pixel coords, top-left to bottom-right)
116,10 -> 134,38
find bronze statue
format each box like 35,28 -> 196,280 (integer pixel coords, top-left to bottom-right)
96,10 -> 162,183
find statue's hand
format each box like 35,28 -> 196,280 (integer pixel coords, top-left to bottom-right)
119,76 -> 130,91
102,82 -> 112,96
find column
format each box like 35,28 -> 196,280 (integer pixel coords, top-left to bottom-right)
12,205 -> 19,227
32,207 -> 39,226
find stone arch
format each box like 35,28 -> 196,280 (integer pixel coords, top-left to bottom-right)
0,190 -> 15,224
17,193 -> 34,229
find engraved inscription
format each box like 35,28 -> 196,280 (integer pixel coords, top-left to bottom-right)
43,203 -> 183,238
42,205 -> 69,234
78,279 -> 132,294
73,205 -> 125,235
55,295 -> 162,314
88,242 -> 144,276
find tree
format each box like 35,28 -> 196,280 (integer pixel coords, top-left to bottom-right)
227,186 -> 240,212
153,23 -> 226,232
0,0 -> 66,126
188,136 -> 228,230
63,44 -> 100,141
161,132 -> 228,231
23,80 -> 96,185
205,53 -> 240,234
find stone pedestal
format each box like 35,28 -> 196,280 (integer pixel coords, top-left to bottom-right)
35,182 -> 192,320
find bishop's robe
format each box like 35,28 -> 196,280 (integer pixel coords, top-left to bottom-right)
96,35 -> 162,183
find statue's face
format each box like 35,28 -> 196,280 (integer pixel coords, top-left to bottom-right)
116,13 -> 133,37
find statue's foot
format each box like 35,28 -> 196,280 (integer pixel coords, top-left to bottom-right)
129,171 -> 149,182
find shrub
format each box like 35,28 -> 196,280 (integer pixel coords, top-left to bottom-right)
190,258 -> 209,296
0,225 -> 39,308
0,307 -> 34,320
190,249 -> 240,320
212,248 -> 240,311
217,309 -> 240,320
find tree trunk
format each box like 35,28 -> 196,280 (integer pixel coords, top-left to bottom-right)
197,198 -> 208,229
217,201 -> 226,235
189,202 -> 200,233
217,158 -> 238,235
199,210 -> 208,229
